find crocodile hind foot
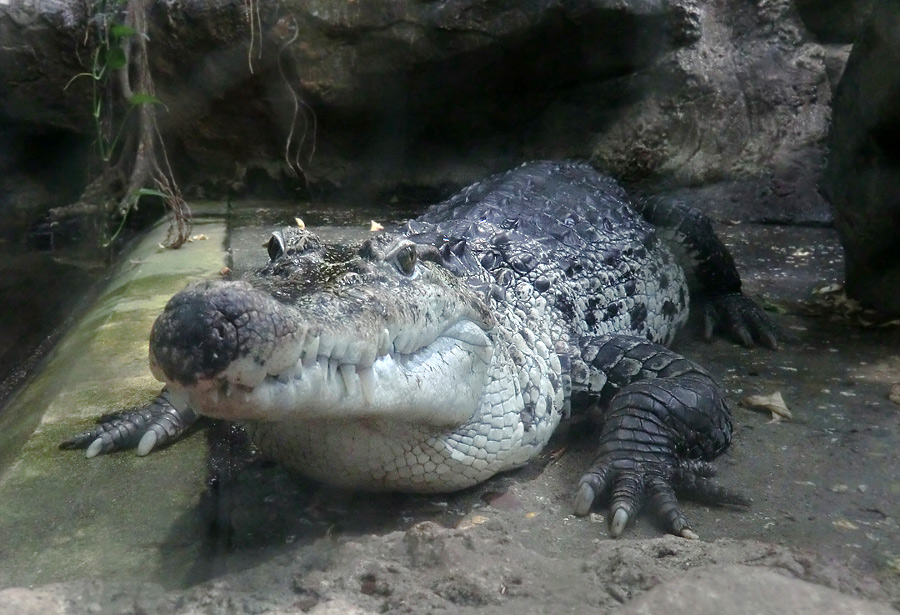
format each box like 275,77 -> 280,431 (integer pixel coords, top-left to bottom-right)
702,292 -> 785,349
572,373 -> 746,538
60,389 -> 199,457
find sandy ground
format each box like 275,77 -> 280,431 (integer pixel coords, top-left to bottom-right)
0,201 -> 898,614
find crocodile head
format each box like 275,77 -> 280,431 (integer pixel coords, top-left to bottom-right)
148,227 -> 496,430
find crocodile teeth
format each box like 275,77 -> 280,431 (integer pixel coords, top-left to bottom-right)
393,331 -> 414,354
331,338 -> 349,361
302,335 -> 320,366
342,340 -> 364,365
356,342 -> 377,366
327,358 -> 339,380
377,329 -> 391,357
349,339 -> 379,366
339,363 -> 359,397
358,366 -> 375,403
318,334 -> 335,359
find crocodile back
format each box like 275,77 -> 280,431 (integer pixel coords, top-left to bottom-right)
404,160 -> 689,348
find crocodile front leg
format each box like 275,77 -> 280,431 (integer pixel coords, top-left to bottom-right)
569,334 -> 748,538
60,388 -> 200,457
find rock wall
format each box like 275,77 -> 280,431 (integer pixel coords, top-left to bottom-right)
823,0 -> 900,314
0,0 -> 835,220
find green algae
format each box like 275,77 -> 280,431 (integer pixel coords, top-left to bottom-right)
0,210 -> 227,589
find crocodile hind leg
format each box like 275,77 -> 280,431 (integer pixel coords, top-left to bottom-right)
59,388 -> 200,457
632,194 -> 783,349
570,334 -> 748,538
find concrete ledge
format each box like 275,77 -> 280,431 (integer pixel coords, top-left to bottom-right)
0,209 -> 226,588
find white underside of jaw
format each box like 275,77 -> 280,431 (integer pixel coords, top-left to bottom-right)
180,319 -> 493,426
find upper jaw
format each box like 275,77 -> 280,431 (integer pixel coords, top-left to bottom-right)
149,278 -> 495,423
160,318 -> 495,425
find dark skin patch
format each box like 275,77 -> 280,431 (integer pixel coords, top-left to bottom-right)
555,295 -> 576,319
662,299 -> 678,317
629,303 -> 648,331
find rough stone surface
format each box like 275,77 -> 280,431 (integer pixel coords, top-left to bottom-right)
615,565 -> 900,615
0,587 -> 66,615
0,0 -> 833,222
0,529 -> 896,615
823,0 -> 900,314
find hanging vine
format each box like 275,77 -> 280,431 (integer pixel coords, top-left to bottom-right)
274,13 -> 316,182
67,0 -> 191,250
64,0 -> 316,250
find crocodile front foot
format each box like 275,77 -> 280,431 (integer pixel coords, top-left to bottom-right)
60,389 -> 199,457
574,456 -> 749,539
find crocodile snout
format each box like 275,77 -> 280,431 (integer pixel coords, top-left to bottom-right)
149,279 -> 300,387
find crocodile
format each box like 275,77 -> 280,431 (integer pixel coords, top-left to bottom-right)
62,160 -> 780,538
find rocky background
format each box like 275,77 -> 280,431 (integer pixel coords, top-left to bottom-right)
0,0 -> 848,220
2,1 -> 897,308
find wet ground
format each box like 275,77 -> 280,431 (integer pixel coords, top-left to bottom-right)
0,198 -> 898,613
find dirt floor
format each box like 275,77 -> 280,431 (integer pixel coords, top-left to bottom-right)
178,219 -> 900,615
0,202 -> 899,614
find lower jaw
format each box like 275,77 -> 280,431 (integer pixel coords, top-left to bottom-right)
244,419 -> 494,493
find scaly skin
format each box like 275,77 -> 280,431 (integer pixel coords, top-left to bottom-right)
62,160 -> 780,537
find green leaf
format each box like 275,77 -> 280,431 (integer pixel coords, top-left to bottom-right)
129,93 -> 164,106
136,188 -> 169,199
110,24 -> 137,39
105,46 -> 127,70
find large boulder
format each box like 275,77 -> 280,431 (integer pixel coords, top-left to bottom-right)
615,564 -> 899,615
794,0 -> 874,44
823,0 -> 900,314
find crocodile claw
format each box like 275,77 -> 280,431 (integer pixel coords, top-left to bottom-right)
60,390 -> 199,457
702,292 -> 783,349
574,458 -> 748,538
574,464 -> 694,538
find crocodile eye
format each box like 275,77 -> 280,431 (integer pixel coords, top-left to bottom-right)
267,231 -> 285,261
396,245 -> 417,275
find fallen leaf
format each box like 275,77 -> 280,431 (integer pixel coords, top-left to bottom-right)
742,391 -> 792,421
457,514 -> 489,530
370,220 -> 384,232
832,519 -> 858,530
887,557 -> 900,575
813,283 -> 843,295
